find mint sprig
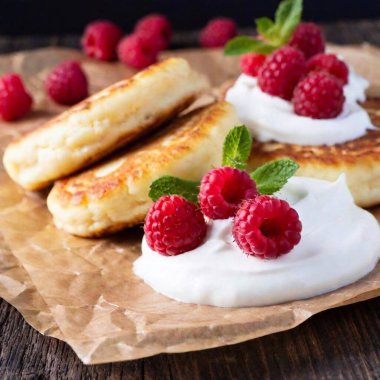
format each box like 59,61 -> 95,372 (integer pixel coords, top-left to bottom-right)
222,125 -> 252,169
149,176 -> 199,204
148,127 -> 300,203
224,0 -> 302,56
251,159 -> 299,195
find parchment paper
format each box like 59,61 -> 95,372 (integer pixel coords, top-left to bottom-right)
0,45 -> 379,364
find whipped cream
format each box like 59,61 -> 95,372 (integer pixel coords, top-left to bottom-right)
225,69 -> 374,146
134,176 -> 380,307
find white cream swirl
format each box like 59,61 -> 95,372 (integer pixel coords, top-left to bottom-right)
134,176 -> 380,307
225,70 -> 373,146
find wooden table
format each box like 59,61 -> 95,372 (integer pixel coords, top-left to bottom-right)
1,20 -> 380,379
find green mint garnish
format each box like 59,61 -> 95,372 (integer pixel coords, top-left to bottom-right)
222,125 -> 252,169
251,159 -> 299,195
224,0 -> 302,56
149,176 -> 199,204
224,36 -> 277,56
148,128 -> 299,202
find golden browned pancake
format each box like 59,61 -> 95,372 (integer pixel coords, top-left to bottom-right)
3,58 -> 207,191
47,101 -> 241,237
247,99 -> 380,207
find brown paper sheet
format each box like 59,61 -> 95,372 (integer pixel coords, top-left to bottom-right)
0,45 -> 380,364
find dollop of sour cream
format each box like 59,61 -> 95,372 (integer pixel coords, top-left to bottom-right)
225,68 -> 374,146
134,176 -> 380,307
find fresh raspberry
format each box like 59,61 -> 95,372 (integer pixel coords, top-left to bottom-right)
240,53 -> 266,77
293,71 -> 345,119
135,14 -> 172,50
117,34 -> 158,69
144,195 -> 207,256
200,18 -> 237,48
198,167 -> 258,220
45,61 -> 88,106
233,196 -> 302,259
307,53 -> 349,85
0,73 -> 32,121
258,46 -> 306,100
289,22 -> 325,59
81,20 -> 123,61
135,30 -> 168,53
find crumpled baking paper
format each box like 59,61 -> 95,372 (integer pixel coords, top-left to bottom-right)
0,45 -> 379,364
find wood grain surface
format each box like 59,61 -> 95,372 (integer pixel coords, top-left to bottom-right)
1,21 -> 380,379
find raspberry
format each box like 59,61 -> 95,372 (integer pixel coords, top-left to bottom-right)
117,34 -> 158,69
135,14 -> 172,50
144,195 -> 207,256
289,22 -> 325,59
258,46 -> 306,100
0,73 -> 32,121
293,71 -> 345,119
45,61 -> 88,106
81,20 -> 123,61
200,18 -> 237,48
240,53 -> 266,77
307,53 -> 349,85
233,196 -> 302,259
198,167 -> 258,220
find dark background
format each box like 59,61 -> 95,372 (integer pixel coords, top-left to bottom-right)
0,0 -> 379,35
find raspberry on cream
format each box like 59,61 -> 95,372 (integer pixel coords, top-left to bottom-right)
225,70 -> 373,146
134,176 -> 380,307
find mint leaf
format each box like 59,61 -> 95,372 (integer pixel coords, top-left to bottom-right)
224,36 -> 276,56
149,176 -> 199,204
251,159 -> 299,195
275,0 -> 302,41
222,125 -> 252,169
255,17 -> 276,40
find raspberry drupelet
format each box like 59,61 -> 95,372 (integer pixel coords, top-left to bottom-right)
258,46 -> 306,100
144,195 -> 207,256
0,73 -> 33,121
233,195 -> 302,259
198,167 -> 258,219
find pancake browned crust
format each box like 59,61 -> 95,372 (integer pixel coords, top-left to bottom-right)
247,99 -> 380,207
3,57 -> 207,191
47,101 -> 240,237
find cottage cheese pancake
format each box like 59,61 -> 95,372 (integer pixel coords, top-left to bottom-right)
47,102 -> 240,237
3,58 -> 207,190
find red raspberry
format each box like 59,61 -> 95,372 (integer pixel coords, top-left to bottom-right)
117,34 -> 158,69
0,73 -> 32,121
81,20 -> 123,61
307,53 -> 349,85
289,22 -> 325,59
135,14 -> 172,49
240,53 -> 266,77
200,18 -> 237,48
45,61 -> 88,106
144,195 -> 207,256
293,71 -> 345,119
198,167 -> 258,220
258,46 -> 306,100
233,196 -> 302,259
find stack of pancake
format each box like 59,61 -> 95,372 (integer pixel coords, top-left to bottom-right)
3,58 -> 241,237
